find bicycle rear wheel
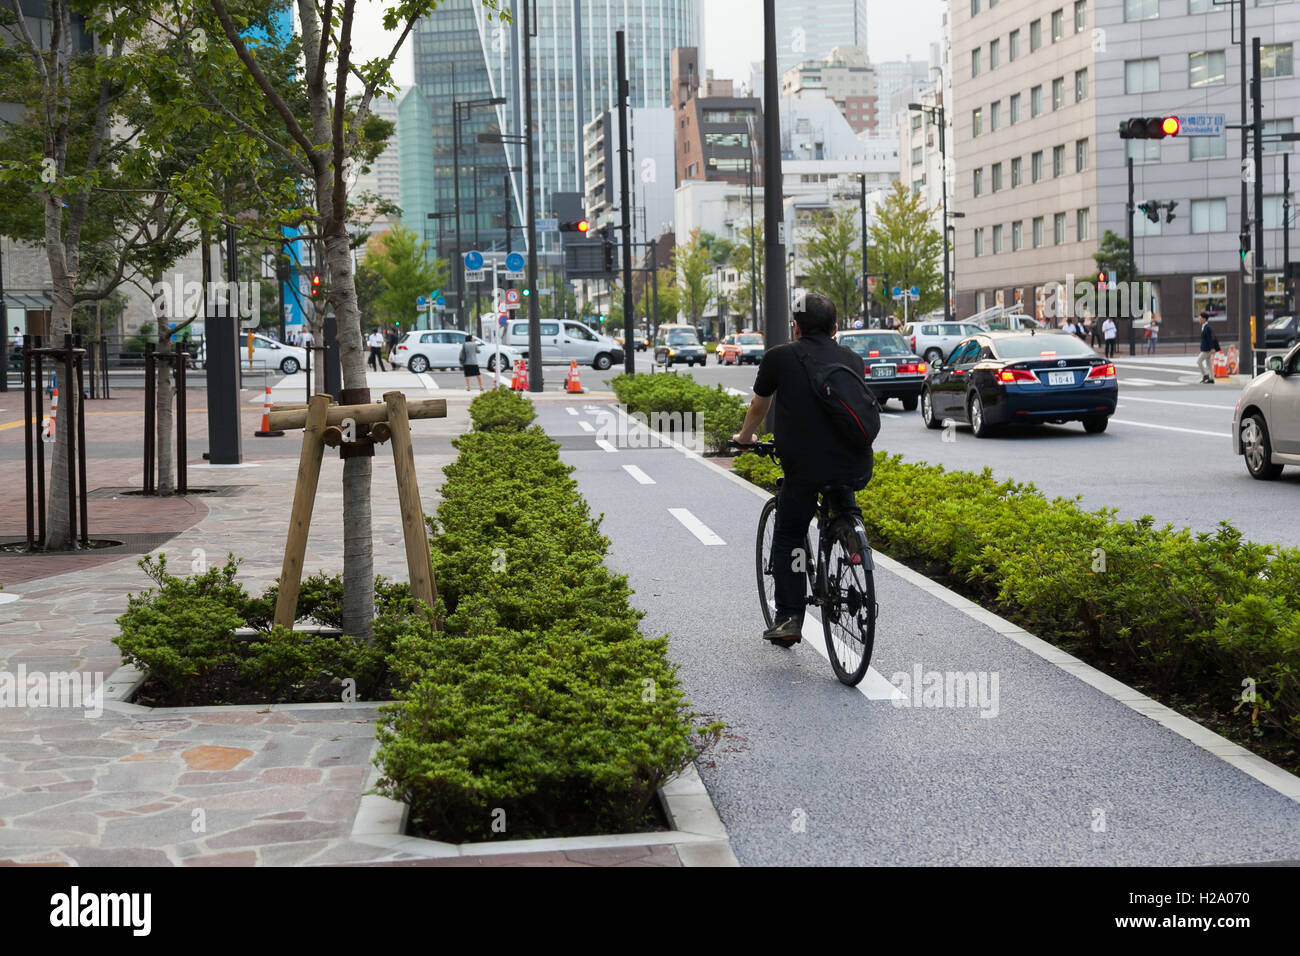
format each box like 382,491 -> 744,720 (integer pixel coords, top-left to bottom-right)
755,496 -> 812,629
820,518 -> 877,686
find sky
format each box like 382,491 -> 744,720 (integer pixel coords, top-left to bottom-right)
355,0 -> 946,91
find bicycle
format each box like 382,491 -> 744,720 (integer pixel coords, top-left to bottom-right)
730,440 -> 878,686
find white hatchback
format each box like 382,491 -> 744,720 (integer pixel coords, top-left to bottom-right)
192,333 -> 307,374
390,329 -> 520,374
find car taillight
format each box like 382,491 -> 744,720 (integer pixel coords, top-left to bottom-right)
1087,363 -> 1116,379
869,350 -> 880,357
897,362 -> 927,374
996,368 -> 1037,384
398,345 -> 408,351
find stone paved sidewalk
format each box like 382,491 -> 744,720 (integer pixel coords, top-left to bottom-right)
0,388 -> 694,867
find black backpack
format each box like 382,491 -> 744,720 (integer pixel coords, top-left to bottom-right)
794,343 -> 881,454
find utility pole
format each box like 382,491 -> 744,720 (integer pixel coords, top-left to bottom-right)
1235,0 -> 1251,369
1126,156 -> 1136,354
859,174 -> 869,323
523,0 -> 542,390
763,0 -> 788,350
0,243 -> 7,393
649,237 -> 659,340
1285,152 -> 1292,316
452,69 -> 464,332
617,30 -> 635,375
1252,36 -> 1265,375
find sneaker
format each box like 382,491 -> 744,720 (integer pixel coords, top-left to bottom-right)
763,616 -> 802,647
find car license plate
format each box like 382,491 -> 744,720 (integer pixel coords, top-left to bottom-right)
871,365 -> 895,378
1048,371 -> 1074,385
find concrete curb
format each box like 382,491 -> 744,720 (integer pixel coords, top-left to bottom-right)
601,403 -> 1300,807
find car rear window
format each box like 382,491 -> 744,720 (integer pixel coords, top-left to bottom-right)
993,334 -> 1097,359
840,333 -> 910,357
666,330 -> 699,345
739,335 -> 763,344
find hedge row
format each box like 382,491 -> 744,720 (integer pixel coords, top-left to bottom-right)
609,372 -> 746,452
734,451 -> 1300,748
375,388 -> 717,841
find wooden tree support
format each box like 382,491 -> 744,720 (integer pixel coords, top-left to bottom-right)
272,391 -> 446,630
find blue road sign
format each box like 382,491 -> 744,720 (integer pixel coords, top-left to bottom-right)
1180,113 -> 1225,137
911,286 -> 920,297
505,252 -> 525,273
499,314 -> 508,327
417,297 -> 427,307
892,287 -> 902,297
435,295 -> 446,307
463,251 -> 484,271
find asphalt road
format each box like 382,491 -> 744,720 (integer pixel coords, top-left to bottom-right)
536,402 -> 1300,866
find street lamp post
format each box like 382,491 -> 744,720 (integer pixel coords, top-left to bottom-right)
946,211 -> 965,317
858,173 -> 870,324
909,99 -> 951,322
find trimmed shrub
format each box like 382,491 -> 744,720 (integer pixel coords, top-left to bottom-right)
468,386 -> 535,432
610,372 -> 745,452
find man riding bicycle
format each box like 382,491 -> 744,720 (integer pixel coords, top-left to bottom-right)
732,293 -> 872,648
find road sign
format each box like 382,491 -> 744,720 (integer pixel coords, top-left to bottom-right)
1179,113 -> 1225,137
417,296 -> 427,307
465,270 -> 486,282
535,218 -> 558,233
463,251 -> 484,271
435,295 -> 445,307
911,286 -> 920,297
499,314 -> 508,327
504,288 -> 522,310
505,252 -> 525,273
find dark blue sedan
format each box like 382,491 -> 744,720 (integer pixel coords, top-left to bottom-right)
920,331 -> 1117,437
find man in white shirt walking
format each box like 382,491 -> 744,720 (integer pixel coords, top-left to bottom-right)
367,329 -> 386,371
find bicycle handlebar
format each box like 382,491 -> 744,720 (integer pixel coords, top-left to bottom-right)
727,439 -> 778,458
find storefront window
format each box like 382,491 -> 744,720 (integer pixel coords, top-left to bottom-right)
1192,275 -> 1227,320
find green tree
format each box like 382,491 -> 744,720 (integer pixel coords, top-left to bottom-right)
636,267 -> 679,332
727,222 -> 765,327
1092,230 -> 1132,285
868,182 -> 944,317
803,207 -> 860,323
673,228 -> 713,326
364,225 -> 446,330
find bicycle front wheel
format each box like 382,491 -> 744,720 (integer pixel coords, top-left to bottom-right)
820,520 -> 877,686
755,496 -> 812,629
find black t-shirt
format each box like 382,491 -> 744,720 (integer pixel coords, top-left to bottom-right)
753,332 -> 871,487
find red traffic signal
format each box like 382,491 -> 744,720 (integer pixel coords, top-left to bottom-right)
310,274 -> 322,296
560,219 -> 590,233
1161,116 -> 1180,136
1118,116 -> 1181,140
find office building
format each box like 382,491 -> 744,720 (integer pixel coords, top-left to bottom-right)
773,0 -> 868,77
674,48 -> 763,187
782,46 -> 880,134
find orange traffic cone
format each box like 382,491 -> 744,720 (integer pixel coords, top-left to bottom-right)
43,388 -> 58,440
1213,351 -> 1230,379
565,360 -> 584,394
512,360 -> 528,392
254,385 -> 285,437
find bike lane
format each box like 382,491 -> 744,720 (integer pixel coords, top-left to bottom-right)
536,402 -> 1300,866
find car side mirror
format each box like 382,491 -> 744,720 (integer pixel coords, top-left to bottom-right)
1268,355 -> 1285,373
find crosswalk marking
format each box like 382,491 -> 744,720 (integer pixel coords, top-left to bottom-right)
669,508 -> 725,545
566,407 -> 578,416
578,420 -> 595,433
595,439 -> 618,453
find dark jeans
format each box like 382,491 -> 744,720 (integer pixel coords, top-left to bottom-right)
772,477 -> 861,625
1104,339 -> 1116,358
368,346 -> 385,371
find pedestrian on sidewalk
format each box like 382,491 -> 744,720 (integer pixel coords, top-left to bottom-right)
367,329 -> 386,371
386,326 -> 400,361
459,336 -> 483,391
1197,313 -> 1222,383
1145,318 -> 1159,356
1102,316 -> 1118,358
732,293 -> 870,648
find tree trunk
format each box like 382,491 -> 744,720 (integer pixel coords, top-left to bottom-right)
42,196 -> 77,550
325,232 -> 374,642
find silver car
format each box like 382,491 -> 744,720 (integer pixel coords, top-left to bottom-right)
902,321 -> 988,366
1233,342 -> 1300,479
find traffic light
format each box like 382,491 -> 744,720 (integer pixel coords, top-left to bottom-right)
522,287 -> 530,297
560,218 -> 590,233
1138,201 -> 1161,224
310,273 -> 321,296
599,226 -> 616,274
1241,231 -> 1254,273
1118,116 -> 1181,140
1164,200 -> 1177,224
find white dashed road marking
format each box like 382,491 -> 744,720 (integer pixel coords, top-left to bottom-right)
1117,396 -> 1237,411
578,420 -> 595,433
622,464 -> 655,485
417,372 -> 438,390
669,508 -> 725,545
595,439 -> 618,453
1109,418 -> 1230,438
566,407 -> 578,416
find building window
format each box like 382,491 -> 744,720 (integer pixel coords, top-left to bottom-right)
993,224 -> 1004,254
1189,50 -> 1226,87
992,162 -> 1003,191
1052,77 -> 1065,110
990,38 -> 1001,69
972,47 -> 982,77
1009,93 -> 1021,125
1262,44 -> 1295,79
972,108 -> 983,136
971,0 -> 980,15
1191,198 -> 1227,233
1030,20 -> 1042,52
1033,216 -> 1044,248
1134,209 -> 1162,236
1263,195 -> 1286,228
686,163 -> 698,177
1051,9 -> 1064,42
1012,220 -> 1023,250
911,145 -> 923,165
1074,0 -> 1087,32
1077,208 -> 1090,241
1190,134 -> 1227,160
1032,150 -> 1044,182
974,228 -> 984,257
1031,85 -> 1043,117
1053,144 -> 1066,177
706,132 -> 750,148
1264,119 -> 1295,154
1189,0 -> 1213,12
1075,68 -> 1088,102
1124,0 -> 1158,21
911,114 -> 923,130
990,100 -> 1002,131
1193,276 -> 1227,318
1011,156 -> 1023,186
1054,212 -> 1066,245
1076,138 -> 1088,172
1125,58 -> 1160,93
973,167 -> 984,196
1127,139 -> 1161,163
1010,29 -> 1021,61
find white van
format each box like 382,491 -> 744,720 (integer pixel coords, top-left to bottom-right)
501,319 -> 625,370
